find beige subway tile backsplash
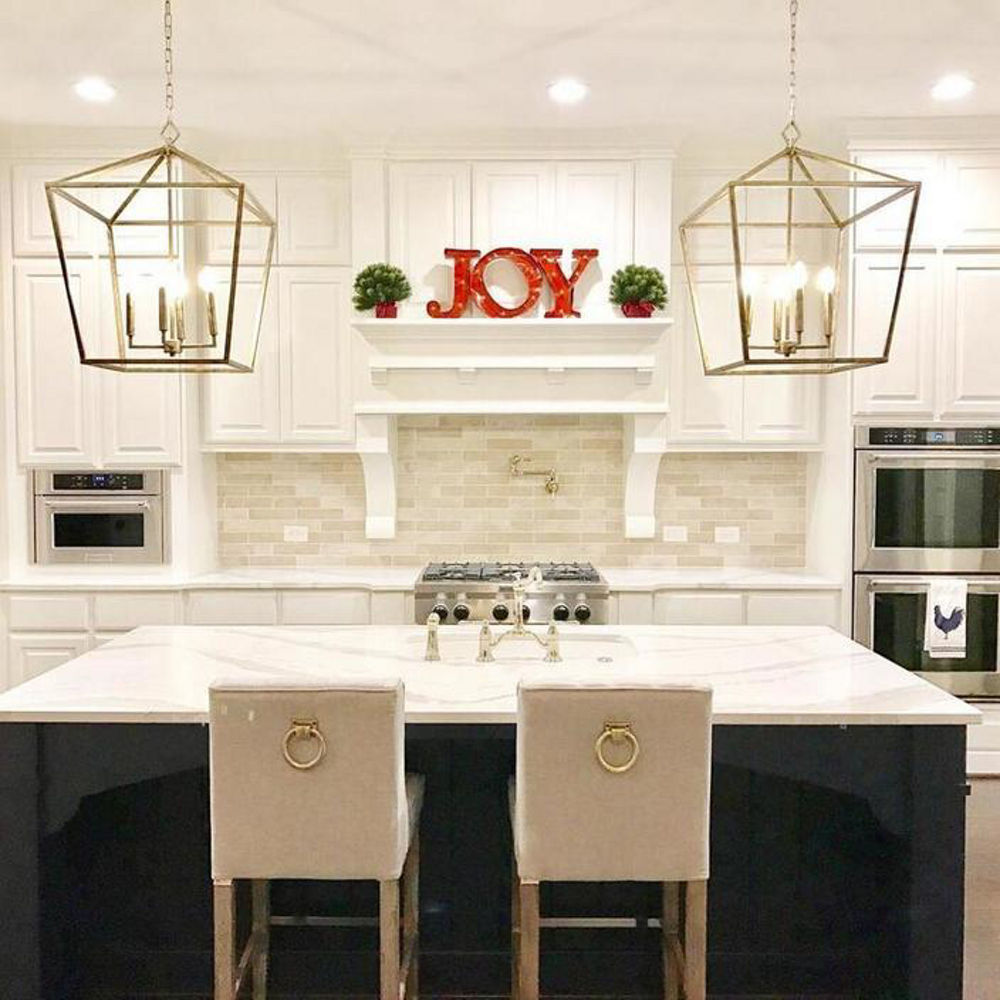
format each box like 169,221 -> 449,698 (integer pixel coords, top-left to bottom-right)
216,416 -> 807,568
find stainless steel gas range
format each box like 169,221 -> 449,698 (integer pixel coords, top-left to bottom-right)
415,562 -> 609,625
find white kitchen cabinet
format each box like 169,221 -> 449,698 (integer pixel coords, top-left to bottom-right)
852,150 -> 940,251
938,254 -> 1000,420
6,633 -> 90,688
653,592 -> 744,625
185,590 -> 279,625
206,172 -> 278,266
851,255 -> 938,419
203,267 -> 352,448
388,162 -> 471,310
6,593 -> 90,631
203,267 -> 281,445
14,260 -> 96,465
745,591 -> 840,627
277,173 -> 351,265
942,151 -> 1000,249
14,259 -> 184,467
13,162 -> 96,256
280,590 -> 370,624
279,267 -> 352,444
92,591 -> 181,630
669,269 -> 820,447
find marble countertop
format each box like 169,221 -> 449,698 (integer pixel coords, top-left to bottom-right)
0,566 -> 839,593
0,624 -> 978,727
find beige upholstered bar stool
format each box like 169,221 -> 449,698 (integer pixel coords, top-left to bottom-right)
510,680 -> 713,1000
209,678 -> 423,1000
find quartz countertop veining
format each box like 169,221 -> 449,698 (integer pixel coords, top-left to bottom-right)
0,624 -> 979,727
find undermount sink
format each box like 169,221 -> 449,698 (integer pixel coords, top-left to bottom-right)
408,627 -> 638,665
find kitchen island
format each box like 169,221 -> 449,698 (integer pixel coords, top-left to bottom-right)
0,624 -> 979,999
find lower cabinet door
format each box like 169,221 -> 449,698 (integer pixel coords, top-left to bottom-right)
6,632 -> 90,689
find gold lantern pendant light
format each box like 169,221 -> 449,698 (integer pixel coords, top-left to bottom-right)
45,0 -> 276,372
678,0 -> 921,375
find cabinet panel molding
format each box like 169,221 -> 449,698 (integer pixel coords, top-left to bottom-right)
277,173 -> 351,265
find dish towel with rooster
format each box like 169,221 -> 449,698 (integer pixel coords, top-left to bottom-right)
924,579 -> 968,659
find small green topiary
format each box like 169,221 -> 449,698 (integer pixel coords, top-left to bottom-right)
352,263 -> 412,310
608,264 -> 669,309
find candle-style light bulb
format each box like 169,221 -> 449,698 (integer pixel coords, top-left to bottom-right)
817,266 -> 836,342
791,261 -> 807,340
769,274 -> 790,347
740,270 -> 760,338
198,268 -> 219,342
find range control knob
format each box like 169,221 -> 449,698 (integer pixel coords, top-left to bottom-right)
521,605 -> 531,622
453,603 -> 471,622
573,604 -> 592,623
492,603 -> 510,622
552,603 -> 570,622
431,604 -> 450,622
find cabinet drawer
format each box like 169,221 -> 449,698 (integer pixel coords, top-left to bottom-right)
371,591 -> 413,625
7,593 -> 89,630
7,632 -> 90,688
615,593 -> 654,625
185,590 -> 278,625
93,592 -> 181,630
745,591 -> 840,627
653,592 -> 744,625
280,590 -> 370,625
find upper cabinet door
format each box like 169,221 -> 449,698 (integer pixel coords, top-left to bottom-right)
667,271 -> 743,444
13,162 -> 98,256
852,150 -> 940,251
938,254 -> 1000,419
14,260 -> 97,465
471,162 -> 556,314
555,162 -> 634,317
277,174 -> 351,265
389,162 -> 471,311
743,376 -> 821,445
203,267 -> 281,445
851,255 -> 937,419
93,274 -> 183,467
206,172 -> 278,266
943,152 -> 1000,249
279,267 -> 352,444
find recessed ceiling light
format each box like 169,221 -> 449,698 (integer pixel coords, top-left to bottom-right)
73,76 -> 116,103
547,77 -> 589,105
931,73 -> 975,101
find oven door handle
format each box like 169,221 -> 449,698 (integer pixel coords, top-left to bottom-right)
42,499 -> 151,511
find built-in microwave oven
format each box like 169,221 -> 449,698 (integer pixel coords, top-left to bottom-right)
854,426 -> 1000,574
854,574 -> 1000,699
32,471 -> 166,565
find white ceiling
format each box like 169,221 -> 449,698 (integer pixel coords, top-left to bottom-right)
1,0 -> 998,149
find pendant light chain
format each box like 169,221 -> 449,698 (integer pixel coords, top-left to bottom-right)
160,0 -> 180,145
782,0 -> 801,147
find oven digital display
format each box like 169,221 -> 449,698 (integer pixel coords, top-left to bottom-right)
868,427 -> 1000,446
51,473 -> 145,491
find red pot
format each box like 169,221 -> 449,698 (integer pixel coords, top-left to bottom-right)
375,302 -> 398,318
621,301 -> 655,318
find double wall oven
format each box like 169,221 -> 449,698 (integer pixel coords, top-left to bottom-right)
853,427 -> 1000,699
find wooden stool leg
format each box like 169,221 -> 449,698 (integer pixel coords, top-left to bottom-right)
403,832 -> 420,998
380,879 -> 401,1000
683,880 -> 708,1000
251,879 -> 270,1000
518,880 -> 540,1000
663,882 -> 681,1000
213,878 -> 237,1000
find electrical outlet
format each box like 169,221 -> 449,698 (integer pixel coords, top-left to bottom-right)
283,524 -> 309,543
714,526 -> 741,544
661,525 -> 688,543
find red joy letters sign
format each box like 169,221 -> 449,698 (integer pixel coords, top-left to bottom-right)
427,247 -> 598,319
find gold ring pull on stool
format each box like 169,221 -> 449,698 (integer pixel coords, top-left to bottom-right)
282,718 -> 328,770
594,721 -> 639,774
